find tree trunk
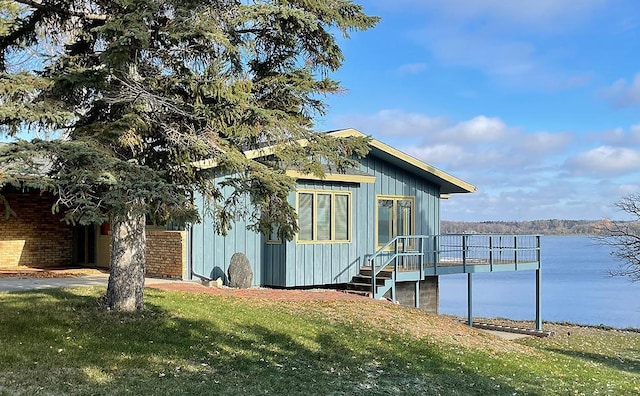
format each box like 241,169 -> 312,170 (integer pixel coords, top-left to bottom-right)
105,207 -> 146,311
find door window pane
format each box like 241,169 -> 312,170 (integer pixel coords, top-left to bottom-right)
377,197 -> 415,248
377,199 -> 393,245
397,199 -> 413,236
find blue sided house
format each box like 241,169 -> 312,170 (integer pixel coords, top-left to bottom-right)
189,128 -> 542,328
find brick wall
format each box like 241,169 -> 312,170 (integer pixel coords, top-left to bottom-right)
0,193 -> 73,268
144,230 -> 187,279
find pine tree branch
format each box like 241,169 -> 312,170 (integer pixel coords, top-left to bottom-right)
13,0 -> 107,21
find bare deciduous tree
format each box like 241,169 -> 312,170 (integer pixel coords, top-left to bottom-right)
595,194 -> 640,282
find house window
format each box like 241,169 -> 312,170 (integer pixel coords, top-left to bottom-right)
376,195 -> 415,248
297,190 -> 351,243
266,225 -> 282,244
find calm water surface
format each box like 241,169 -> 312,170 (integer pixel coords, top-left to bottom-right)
439,235 -> 640,328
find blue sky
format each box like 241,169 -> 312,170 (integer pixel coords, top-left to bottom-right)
317,0 -> 640,221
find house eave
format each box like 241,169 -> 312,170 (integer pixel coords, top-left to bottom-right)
328,129 -> 476,194
191,128 -> 477,195
285,170 -> 376,184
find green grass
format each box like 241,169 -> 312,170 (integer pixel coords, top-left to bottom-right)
0,287 -> 638,395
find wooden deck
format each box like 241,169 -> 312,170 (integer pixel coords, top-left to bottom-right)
368,234 -> 542,278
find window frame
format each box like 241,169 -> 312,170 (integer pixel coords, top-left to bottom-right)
295,189 -> 352,244
375,195 -> 416,249
265,225 -> 282,244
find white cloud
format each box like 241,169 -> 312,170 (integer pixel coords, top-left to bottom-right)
405,144 -> 465,165
414,24 -> 593,89
384,0 -> 606,30
616,184 -> 640,196
396,63 -> 428,75
389,0 -> 601,89
422,26 -> 537,79
332,108 -> 640,220
436,116 -> 511,143
332,109 -> 448,137
601,73 -> 640,107
598,125 -> 640,145
566,146 -> 640,175
511,132 -> 573,154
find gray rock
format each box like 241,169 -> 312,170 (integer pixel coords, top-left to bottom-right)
228,253 -> 253,289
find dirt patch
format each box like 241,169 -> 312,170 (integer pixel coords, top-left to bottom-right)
0,267 -> 107,278
149,281 -> 367,302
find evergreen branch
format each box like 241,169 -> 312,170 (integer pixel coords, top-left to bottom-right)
0,9 -> 43,69
12,0 -> 107,21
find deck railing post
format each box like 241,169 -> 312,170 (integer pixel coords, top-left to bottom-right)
420,237 -> 425,278
433,236 -> 438,272
462,234 -> 467,273
371,256 -> 376,298
489,235 -> 493,271
395,238 -> 399,271
514,236 -> 518,270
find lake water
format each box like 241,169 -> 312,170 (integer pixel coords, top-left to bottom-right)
439,235 -> 640,329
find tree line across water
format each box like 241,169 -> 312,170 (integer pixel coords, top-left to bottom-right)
441,219 -> 640,235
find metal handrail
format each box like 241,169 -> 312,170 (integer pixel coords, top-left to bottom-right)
366,234 -> 542,300
367,235 -> 433,298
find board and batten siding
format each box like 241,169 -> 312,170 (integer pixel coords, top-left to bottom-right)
265,153 -> 441,287
191,181 -> 263,286
191,153 -> 442,288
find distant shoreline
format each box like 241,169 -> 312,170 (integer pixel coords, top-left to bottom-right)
440,219 -> 640,236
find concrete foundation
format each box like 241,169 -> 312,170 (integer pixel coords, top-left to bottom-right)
394,276 -> 439,313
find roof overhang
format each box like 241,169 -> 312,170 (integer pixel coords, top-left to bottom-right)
285,170 -> 376,184
328,129 -> 476,194
191,128 -> 476,195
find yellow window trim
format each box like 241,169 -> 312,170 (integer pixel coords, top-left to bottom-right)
375,195 -> 416,249
285,170 -> 375,184
295,189 -> 352,244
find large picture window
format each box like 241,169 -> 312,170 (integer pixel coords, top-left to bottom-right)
297,190 -> 351,243
376,195 -> 415,248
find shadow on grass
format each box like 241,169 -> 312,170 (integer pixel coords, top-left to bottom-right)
0,287 -> 542,395
545,347 -> 640,375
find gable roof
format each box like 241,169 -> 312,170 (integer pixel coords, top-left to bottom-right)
192,128 -> 476,195
328,129 -> 476,194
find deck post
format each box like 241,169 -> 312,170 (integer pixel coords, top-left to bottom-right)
391,272 -> 396,302
535,268 -> 542,330
415,281 -> 420,308
535,235 -> 542,331
467,273 -> 473,327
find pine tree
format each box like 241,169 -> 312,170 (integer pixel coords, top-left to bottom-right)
0,0 -> 378,310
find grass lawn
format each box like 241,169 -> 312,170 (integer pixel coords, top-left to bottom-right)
0,287 -> 638,395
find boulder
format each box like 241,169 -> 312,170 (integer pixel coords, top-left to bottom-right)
228,253 -> 253,289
